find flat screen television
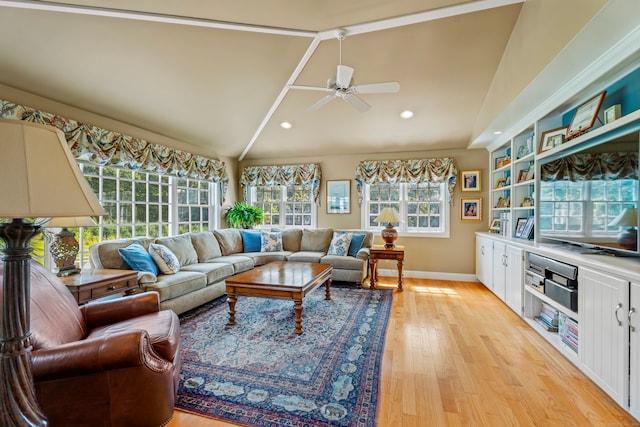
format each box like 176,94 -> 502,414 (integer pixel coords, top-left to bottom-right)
538,129 -> 640,256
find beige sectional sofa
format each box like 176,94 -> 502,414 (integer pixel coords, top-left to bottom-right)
89,228 -> 373,314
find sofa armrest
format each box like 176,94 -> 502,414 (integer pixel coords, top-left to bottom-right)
356,247 -> 370,260
81,291 -> 160,329
32,330 -> 171,381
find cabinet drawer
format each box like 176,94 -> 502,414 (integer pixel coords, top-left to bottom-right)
77,278 -> 137,303
372,251 -> 402,260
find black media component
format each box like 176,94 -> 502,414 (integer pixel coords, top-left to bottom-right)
526,253 -> 578,312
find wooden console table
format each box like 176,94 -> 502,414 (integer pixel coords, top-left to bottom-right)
59,268 -> 139,305
369,245 -> 405,291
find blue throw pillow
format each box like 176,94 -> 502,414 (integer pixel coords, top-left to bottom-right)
118,242 -> 159,275
241,230 -> 262,252
348,233 -> 366,257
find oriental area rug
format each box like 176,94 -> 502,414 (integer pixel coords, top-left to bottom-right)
176,286 -> 393,427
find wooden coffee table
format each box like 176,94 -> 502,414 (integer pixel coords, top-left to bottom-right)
225,261 -> 333,334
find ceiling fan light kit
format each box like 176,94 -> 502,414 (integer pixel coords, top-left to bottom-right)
289,29 -> 400,112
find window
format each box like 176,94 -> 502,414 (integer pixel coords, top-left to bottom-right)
539,179 -> 637,235
249,185 -> 315,228
61,164 -> 219,267
362,182 -> 449,237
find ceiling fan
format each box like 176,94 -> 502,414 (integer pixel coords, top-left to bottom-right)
288,30 -> 400,112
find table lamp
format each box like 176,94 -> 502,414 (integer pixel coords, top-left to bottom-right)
47,216 -> 97,276
0,119 -> 105,426
375,207 -> 400,248
608,207 -> 638,250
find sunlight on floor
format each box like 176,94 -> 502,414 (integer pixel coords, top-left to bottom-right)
412,285 -> 459,296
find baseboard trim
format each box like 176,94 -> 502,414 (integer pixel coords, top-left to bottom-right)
376,268 -> 478,283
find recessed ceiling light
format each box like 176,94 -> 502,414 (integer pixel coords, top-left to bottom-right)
493,130 -> 503,135
280,121 -> 292,129
400,110 -> 414,119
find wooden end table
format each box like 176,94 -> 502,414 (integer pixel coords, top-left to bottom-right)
369,245 -> 405,291
59,268 -> 139,305
225,261 -> 332,334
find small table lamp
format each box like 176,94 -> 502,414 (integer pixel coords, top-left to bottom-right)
608,207 -> 638,250
47,216 -> 97,276
0,119 -> 105,426
375,207 -> 400,248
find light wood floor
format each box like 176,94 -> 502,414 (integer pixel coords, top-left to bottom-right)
166,278 -> 639,427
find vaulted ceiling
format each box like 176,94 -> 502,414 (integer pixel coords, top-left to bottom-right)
0,0 -> 525,161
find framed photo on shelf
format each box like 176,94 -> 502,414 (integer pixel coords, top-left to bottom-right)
604,104 -> 621,124
461,170 -> 481,192
461,197 -> 481,222
567,91 -> 606,139
495,197 -> 510,208
489,218 -> 501,232
517,170 -> 528,183
495,177 -> 507,188
539,126 -> 568,153
514,218 -> 528,238
521,217 -> 535,240
525,164 -> 535,181
521,196 -> 534,207
326,180 -> 350,214
494,155 -> 510,169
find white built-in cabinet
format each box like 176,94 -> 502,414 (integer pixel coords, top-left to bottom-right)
631,281 -> 640,420
492,242 -> 506,301
475,235 -> 493,291
504,245 -> 523,314
579,267 -> 629,406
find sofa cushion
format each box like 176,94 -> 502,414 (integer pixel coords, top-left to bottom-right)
241,230 -> 262,252
181,262 -> 234,284
300,229 -> 333,252
244,251 -> 290,266
348,233 -> 367,257
210,255 -> 254,274
261,230 -> 283,252
149,243 -> 180,274
118,243 -> 160,275
336,229 -> 374,249
90,238 -> 156,270
190,231 -> 222,262
214,229 -> 243,256
155,234 -> 198,267
144,271 -> 207,302
327,231 -> 353,256
287,251 -> 326,263
279,228 -> 302,252
321,254 -> 365,270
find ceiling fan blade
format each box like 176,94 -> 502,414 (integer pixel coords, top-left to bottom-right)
352,81 -> 400,94
343,94 -> 370,112
288,84 -> 334,92
308,94 -> 337,111
336,64 -> 354,89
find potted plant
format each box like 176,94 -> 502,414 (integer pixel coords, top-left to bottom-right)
223,202 -> 263,229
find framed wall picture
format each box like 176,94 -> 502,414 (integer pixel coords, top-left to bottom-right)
461,170 -> 481,192
539,126 -> 568,153
567,91 -> 606,139
461,197 -> 481,222
327,180 -> 350,214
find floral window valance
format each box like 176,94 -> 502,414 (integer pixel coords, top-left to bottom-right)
0,99 -> 229,201
240,164 -> 322,202
541,152 -> 638,182
354,158 -> 457,205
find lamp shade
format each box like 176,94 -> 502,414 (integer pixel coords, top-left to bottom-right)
375,207 -> 399,224
608,208 -> 638,228
0,119 -> 106,218
47,216 -> 97,228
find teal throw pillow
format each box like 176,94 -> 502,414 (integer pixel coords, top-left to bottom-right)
149,243 -> 180,274
327,232 -> 353,256
118,242 -> 159,275
241,230 -> 262,252
348,233 -> 366,257
261,230 -> 283,252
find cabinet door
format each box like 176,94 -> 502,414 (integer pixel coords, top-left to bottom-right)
579,267 -> 629,406
492,241 -> 506,300
504,245 -> 523,315
475,236 -> 493,289
630,281 -> 640,420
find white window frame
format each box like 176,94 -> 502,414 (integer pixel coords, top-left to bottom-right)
361,182 -> 450,238
248,184 -> 317,228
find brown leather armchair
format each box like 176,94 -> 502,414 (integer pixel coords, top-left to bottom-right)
0,261 -> 181,427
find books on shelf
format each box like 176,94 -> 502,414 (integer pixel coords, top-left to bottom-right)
559,312 -> 579,353
535,302 -> 560,332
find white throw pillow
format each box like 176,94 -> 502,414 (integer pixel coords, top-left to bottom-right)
261,230 -> 283,252
327,232 -> 353,256
149,243 -> 180,274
